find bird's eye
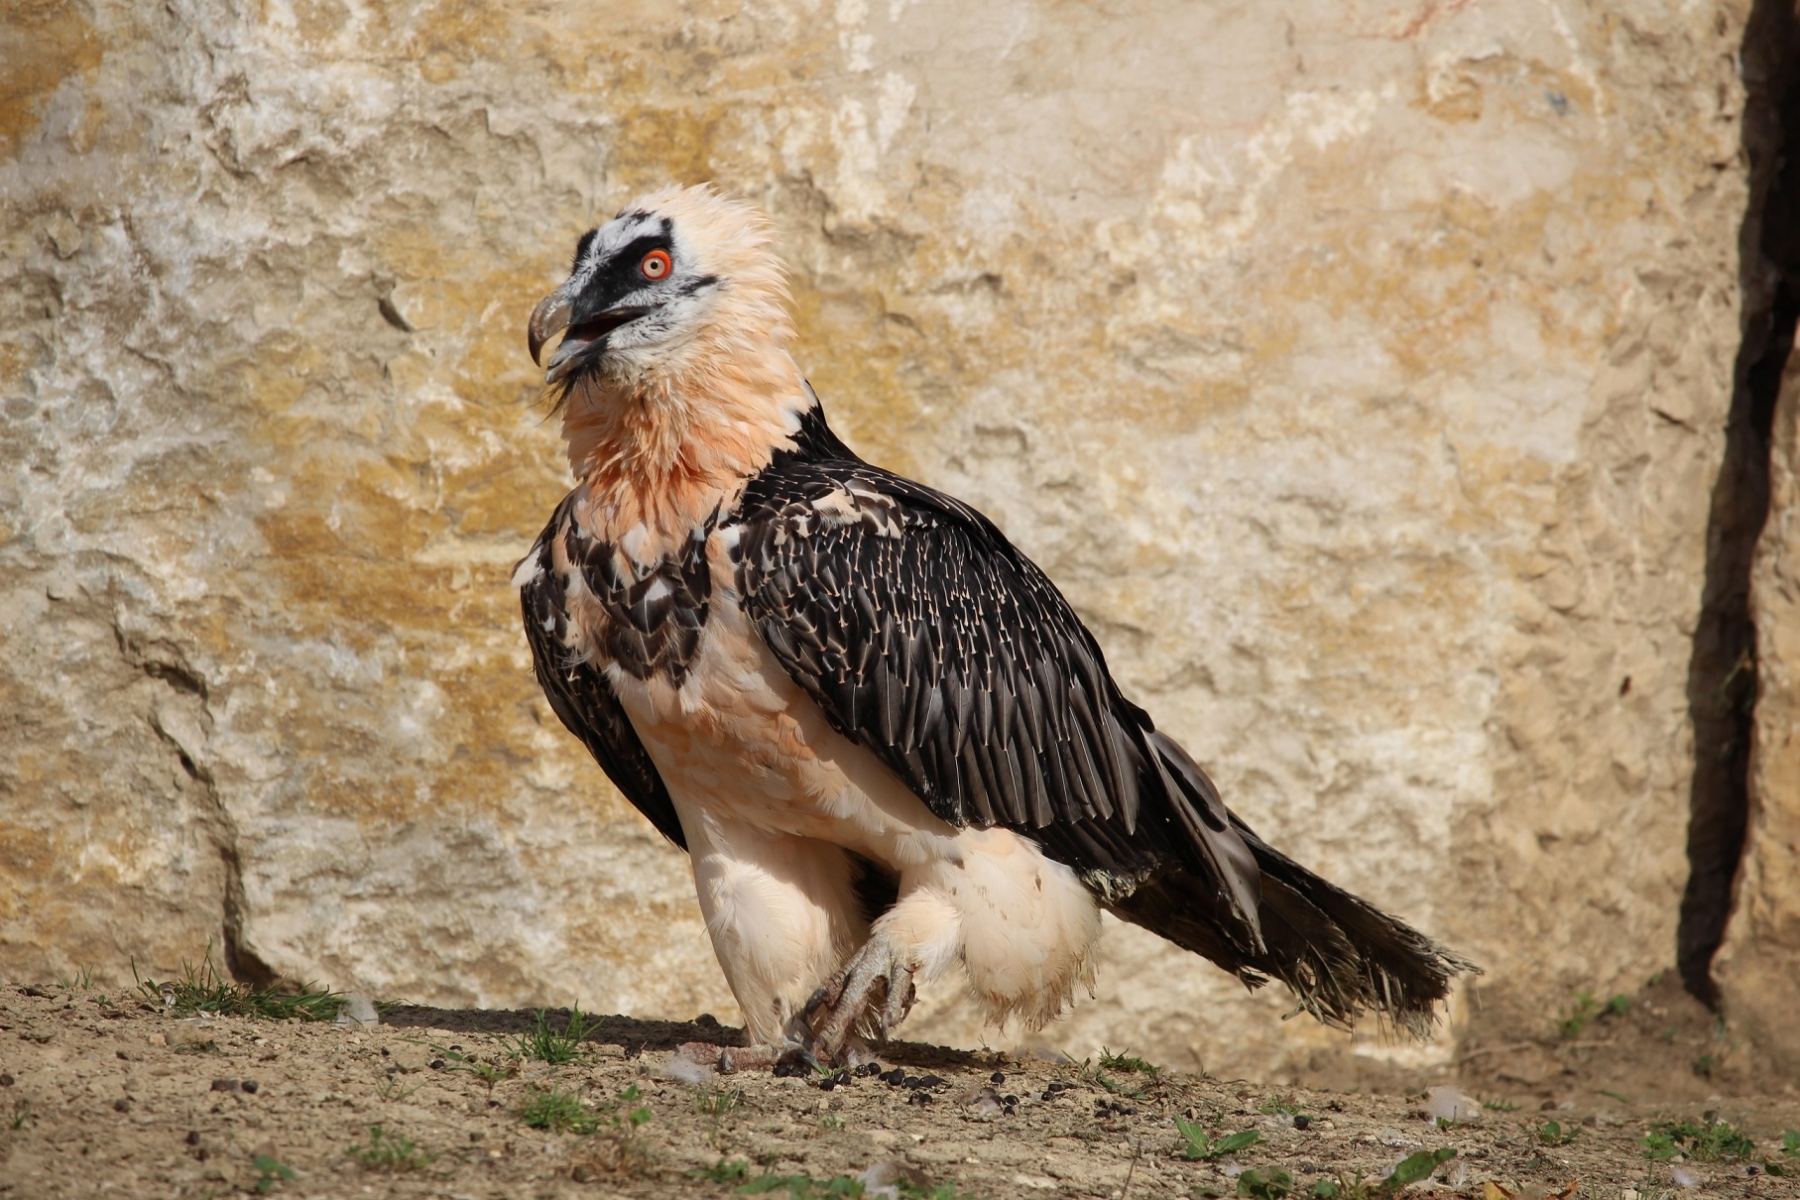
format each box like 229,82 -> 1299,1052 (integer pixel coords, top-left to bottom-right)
640,250 -> 672,281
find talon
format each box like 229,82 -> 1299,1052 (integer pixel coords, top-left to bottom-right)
700,1043 -> 786,1074
880,969 -> 916,1035
800,935 -> 919,1065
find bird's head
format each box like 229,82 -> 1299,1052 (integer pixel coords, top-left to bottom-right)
527,185 -> 794,395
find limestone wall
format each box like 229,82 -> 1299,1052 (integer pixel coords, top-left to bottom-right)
0,0 -> 1755,1078
1718,349 -> 1800,1077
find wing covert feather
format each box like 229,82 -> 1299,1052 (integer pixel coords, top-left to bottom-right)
731,441 -> 1197,886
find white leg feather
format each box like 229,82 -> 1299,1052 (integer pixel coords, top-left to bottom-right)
683,808 -> 867,1047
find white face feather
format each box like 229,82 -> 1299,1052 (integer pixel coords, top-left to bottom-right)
532,185 -> 795,410
561,208 -> 720,373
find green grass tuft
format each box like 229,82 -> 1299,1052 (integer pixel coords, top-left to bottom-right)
133,943 -> 342,1022
430,1043 -> 511,1088
522,1087 -> 601,1134
252,1154 -> 295,1194
1237,1167 -> 1294,1198
1308,1148 -> 1455,1199
1557,989 -> 1631,1040
1175,1116 -> 1261,1161
695,1085 -> 744,1118
691,1159 -> 752,1184
56,966 -> 97,991
1096,1047 -> 1161,1078
1535,1119 -> 1579,1146
1079,1056 -> 1146,1099
499,1004 -> 597,1065
1642,1118 -> 1756,1163
344,1125 -> 434,1173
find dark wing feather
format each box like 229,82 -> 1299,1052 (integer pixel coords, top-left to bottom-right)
518,503 -> 686,850
731,410 -> 1254,921
731,403 -> 1474,1030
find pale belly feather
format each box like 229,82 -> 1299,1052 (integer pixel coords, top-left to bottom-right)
582,533 -> 1104,1042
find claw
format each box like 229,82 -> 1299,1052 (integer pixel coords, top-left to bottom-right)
680,1041 -> 819,1077
772,1046 -> 820,1077
800,935 -> 918,1065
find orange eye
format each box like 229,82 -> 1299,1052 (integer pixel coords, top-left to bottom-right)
640,249 -> 672,281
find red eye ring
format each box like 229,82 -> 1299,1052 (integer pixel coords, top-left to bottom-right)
640,249 -> 672,281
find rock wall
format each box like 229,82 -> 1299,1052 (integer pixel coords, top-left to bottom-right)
1718,347 -> 1800,1078
0,0 -> 1757,1078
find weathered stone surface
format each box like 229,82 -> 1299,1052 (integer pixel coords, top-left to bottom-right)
1718,348 -> 1800,1077
0,0 -> 1755,1077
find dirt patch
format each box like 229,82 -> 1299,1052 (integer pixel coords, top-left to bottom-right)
0,978 -> 1796,1199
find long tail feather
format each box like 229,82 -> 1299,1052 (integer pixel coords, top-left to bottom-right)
1109,736 -> 1479,1033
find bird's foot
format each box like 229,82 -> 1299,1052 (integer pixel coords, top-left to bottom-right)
673,1041 -> 822,1076
797,935 -> 917,1066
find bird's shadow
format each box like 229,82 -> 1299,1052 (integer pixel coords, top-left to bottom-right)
380,1004 -> 983,1070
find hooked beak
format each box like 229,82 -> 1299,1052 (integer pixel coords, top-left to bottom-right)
528,288 -> 653,384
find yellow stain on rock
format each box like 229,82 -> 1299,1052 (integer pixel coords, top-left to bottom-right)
0,0 -> 101,160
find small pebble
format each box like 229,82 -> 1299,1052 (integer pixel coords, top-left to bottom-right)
1047,1082 -> 1064,1093
0,1073 -> 13,1088
964,1086 -> 1003,1116
903,1075 -> 921,1089
429,1059 -> 445,1071
112,1098 -> 131,1113
855,1061 -> 884,1077
240,1080 -> 259,1095
918,1074 -> 944,1088
1003,1094 -> 1018,1106
990,1071 -> 1006,1085
1040,1091 -> 1054,1102
208,1079 -> 239,1094
1293,1115 -> 1311,1130
907,1090 -> 933,1106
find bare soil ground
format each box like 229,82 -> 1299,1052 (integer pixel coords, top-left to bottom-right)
1,975 -> 1796,1200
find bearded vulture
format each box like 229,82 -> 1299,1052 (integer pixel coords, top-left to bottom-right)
513,185 -> 1473,1066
